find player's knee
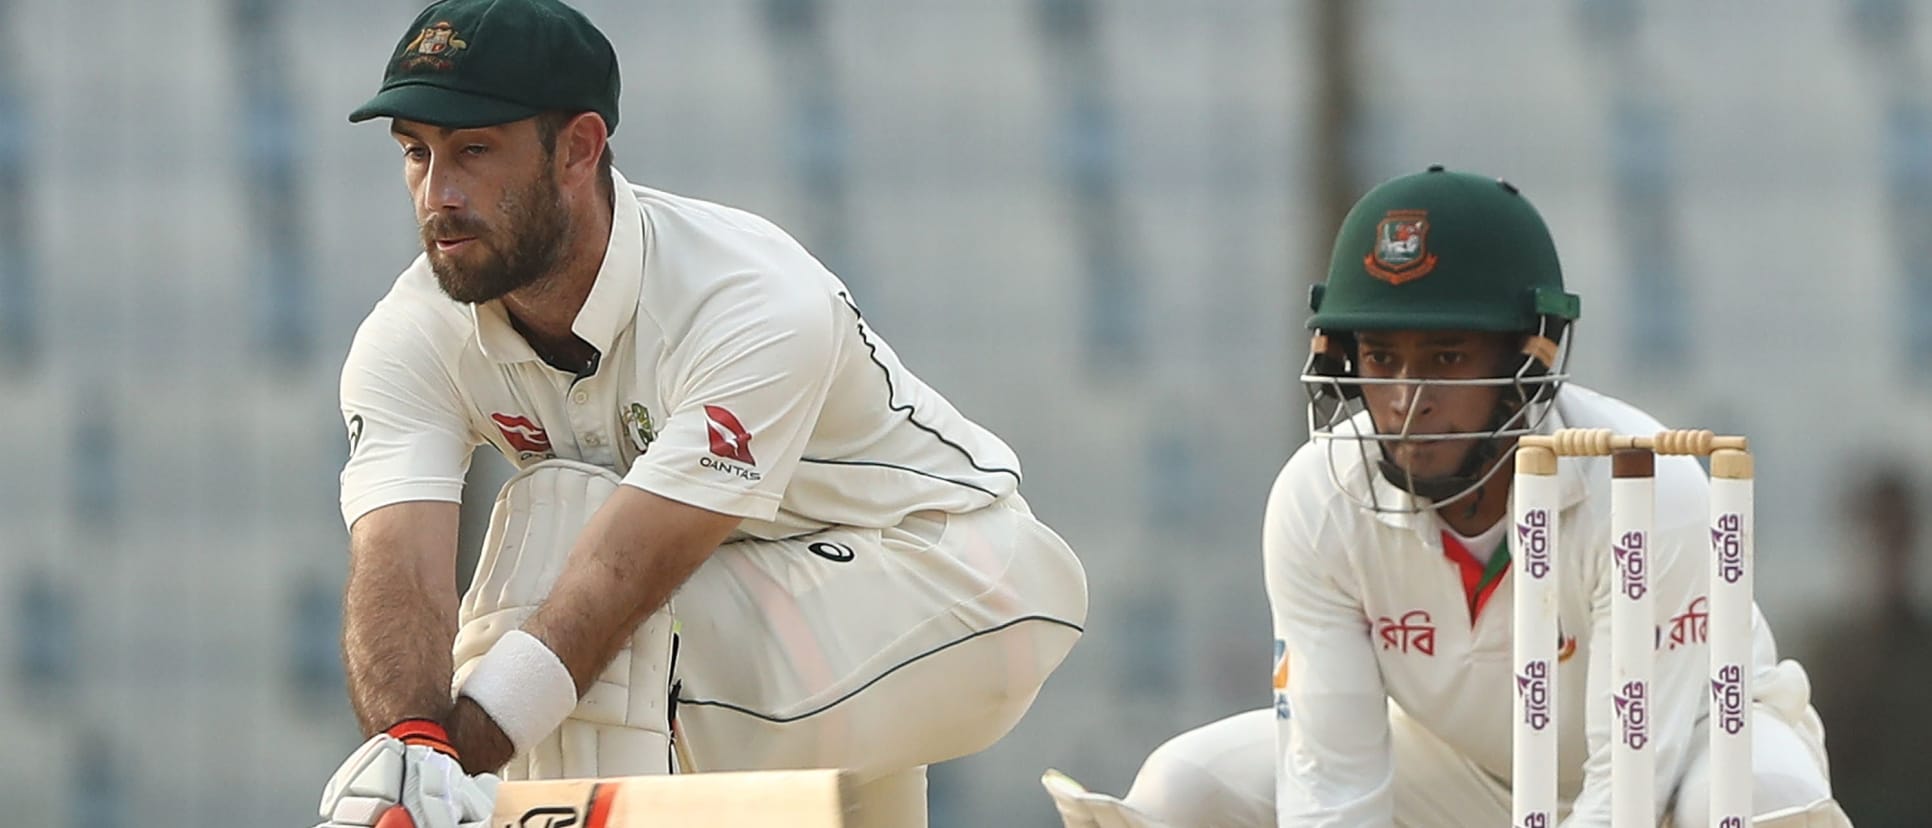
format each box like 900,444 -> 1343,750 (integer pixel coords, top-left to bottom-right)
1672,707 -> 1834,827
1123,743 -> 1230,826
1122,711 -> 1275,828
1750,703 -> 1833,814
1752,768 -> 1831,815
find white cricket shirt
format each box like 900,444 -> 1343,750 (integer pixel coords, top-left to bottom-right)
339,170 -> 1021,539
1267,385 -> 1778,827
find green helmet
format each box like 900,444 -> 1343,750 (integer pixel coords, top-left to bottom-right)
1301,166 -> 1581,513
1309,167 -> 1579,333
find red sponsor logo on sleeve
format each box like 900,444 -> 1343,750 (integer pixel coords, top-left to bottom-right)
702,405 -> 756,464
490,413 -> 553,455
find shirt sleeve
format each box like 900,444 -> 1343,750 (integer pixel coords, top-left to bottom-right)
620,271 -> 838,521
1563,466 -> 1711,827
338,308 -> 477,529
1266,454 -> 1395,828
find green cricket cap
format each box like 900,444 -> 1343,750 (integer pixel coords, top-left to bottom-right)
1308,166 -> 1580,333
349,0 -> 621,133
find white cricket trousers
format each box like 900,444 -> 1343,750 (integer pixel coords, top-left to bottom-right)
669,493 -> 1088,781
463,460 -> 1087,828
1124,700 -> 1832,828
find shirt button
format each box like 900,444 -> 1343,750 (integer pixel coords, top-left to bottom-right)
573,390 -> 589,404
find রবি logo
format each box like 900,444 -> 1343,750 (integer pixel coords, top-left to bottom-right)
1515,509 -> 1552,579
490,413 -> 553,456
1665,596 -> 1709,650
1363,209 -> 1439,285
1374,610 -> 1436,656
1614,680 -> 1650,750
1516,659 -> 1552,732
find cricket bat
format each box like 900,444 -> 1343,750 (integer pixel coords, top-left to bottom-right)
374,769 -> 852,827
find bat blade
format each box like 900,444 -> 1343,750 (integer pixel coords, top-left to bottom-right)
491,769 -> 852,828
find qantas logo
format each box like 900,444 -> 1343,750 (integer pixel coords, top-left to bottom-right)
702,405 -> 756,464
490,413 -> 553,456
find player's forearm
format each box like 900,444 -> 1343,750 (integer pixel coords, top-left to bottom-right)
342,571 -> 459,736
446,695 -> 517,774
521,528 -> 702,695
450,487 -> 735,770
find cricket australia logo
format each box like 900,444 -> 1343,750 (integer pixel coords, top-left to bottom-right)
625,402 -> 657,456
1363,209 -> 1439,285
399,21 -> 469,72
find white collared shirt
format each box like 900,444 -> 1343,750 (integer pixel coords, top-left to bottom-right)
1267,385 -> 1777,827
339,170 -> 1021,539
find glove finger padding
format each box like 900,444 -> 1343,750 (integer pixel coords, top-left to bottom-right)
317,735 -> 499,828
457,773 -> 502,828
399,743 -> 468,828
319,734 -> 409,825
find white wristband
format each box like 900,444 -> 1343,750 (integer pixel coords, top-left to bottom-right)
457,630 -> 579,754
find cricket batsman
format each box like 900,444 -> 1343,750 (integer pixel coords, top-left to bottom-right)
309,1 -> 1088,826
1044,167 -> 1847,828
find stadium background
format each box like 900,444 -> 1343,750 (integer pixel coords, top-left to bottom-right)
1,1 -> 1929,824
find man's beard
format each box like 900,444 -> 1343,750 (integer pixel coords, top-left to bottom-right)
421,168 -> 570,304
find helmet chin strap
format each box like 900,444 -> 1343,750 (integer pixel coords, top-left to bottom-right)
1375,399 -> 1524,508
1376,438 -> 1501,504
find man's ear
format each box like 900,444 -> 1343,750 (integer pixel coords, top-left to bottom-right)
556,111 -> 609,190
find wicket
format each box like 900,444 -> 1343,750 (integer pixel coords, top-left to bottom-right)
1513,429 -> 1754,828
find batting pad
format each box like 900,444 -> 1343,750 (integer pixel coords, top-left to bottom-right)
452,459 -> 676,780
1751,797 -> 1853,828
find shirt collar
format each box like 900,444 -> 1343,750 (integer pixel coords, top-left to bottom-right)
472,168 -> 643,365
